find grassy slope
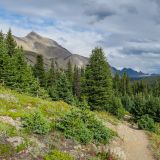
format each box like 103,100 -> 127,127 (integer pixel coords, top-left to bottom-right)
0,85 -> 118,159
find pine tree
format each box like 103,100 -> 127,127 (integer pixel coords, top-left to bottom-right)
120,73 -> 132,96
85,47 -> 113,110
113,72 -> 121,96
73,66 -> 81,98
66,60 -> 73,85
5,29 -> 17,57
0,31 -> 8,83
47,59 -> 56,87
49,72 -> 74,105
33,54 -> 46,87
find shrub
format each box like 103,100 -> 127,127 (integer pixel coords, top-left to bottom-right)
110,96 -> 125,119
117,107 -> 126,120
0,143 -> 14,157
44,149 -> 75,160
131,94 -> 146,120
121,95 -> 134,112
96,151 -> 118,160
56,109 -> 115,144
22,111 -> 51,134
137,115 -> 155,132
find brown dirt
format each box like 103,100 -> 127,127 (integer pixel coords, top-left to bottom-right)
105,121 -> 154,160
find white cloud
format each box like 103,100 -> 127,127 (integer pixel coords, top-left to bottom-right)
0,0 -> 160,73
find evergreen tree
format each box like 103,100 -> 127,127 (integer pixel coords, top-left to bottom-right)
0,31 -> 8,83
153,79 -> 160,97
33,54 -> 46,87
49,72 -> 74,105
66,60 -> 73,85
47,59 -> 56,87
5,29 -> 17,57
113,72 -> 121,96
120,73 -> 132,95
85,47 -> 113,110
73,66 -> 81,98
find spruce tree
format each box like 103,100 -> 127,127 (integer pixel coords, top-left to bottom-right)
33,54 -> 46,87
120,73 -> 132,96
73,66 -> 81,98
47,59 -> 56,87
5,29 -> 17,57
49,72 -> 74,105
66,60 -> 73,85
0,31 -> 8,83
85,47 -> 113,110
113,72 -> 121,96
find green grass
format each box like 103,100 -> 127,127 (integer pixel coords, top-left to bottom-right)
0,85 -> 118,159
148,123 -> 160,160
0,85 -> 71,120
95,111 -> 120,125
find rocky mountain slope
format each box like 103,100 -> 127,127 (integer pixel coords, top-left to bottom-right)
14,32 -> 88,69
14,32 -> 153,78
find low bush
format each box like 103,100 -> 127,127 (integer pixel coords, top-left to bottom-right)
110,96 -> 125,119
22,111 -> 51,134
44,149 -> 75,160
0,143 -> 14,157
96,152 -> 118,160
137,115 -> 155,132
56,109 -> 115,144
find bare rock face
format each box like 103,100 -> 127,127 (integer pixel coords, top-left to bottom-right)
14,32 -> 88,69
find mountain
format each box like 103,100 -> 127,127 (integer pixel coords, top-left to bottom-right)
112,67 -> 150,79
14,32 -> 88,69
14,32 -> 154,79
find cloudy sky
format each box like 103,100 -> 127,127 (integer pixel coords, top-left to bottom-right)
0,0 -> 160,73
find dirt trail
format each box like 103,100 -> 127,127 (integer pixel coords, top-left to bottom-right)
105,122 -> 154,160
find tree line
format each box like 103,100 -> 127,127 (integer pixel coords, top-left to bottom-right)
0,29 -> 160,128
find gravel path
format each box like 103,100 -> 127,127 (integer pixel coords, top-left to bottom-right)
105,122 -> 154,160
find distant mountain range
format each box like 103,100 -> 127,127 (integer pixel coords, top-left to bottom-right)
14,32 -> 159,79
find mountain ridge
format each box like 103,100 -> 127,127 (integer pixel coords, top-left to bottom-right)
14,32 -> 156,78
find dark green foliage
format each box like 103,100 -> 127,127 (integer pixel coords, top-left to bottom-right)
121,94 -> 134,112
153,79 -> 160,97
22,111 -> 51,134
44,149 -> 75,160
110,96 -> 125,119
120,73 -> 132,96
0,29 -> 43,96
56,109 -> 115,144
76,97 -> 90,110
5,29 -> 17,57
47,59 -> 56,87
33,54 -> 46,87
66,60 -> 73,85
85,48 -> 113,110
73,66 -> 81,98
113,72 -> 121,96
49,72 -> 74,105
0,32 -> 7,83
131,93 -> 146,120
131,94 -> 160,122
137,115 -> 155,132
145,96 -> 160,122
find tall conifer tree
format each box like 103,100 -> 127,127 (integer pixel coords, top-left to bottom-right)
85,47 -> 113,110
33,54 -> 46,87
73,66 -> 81,98
5,29 -> 17,57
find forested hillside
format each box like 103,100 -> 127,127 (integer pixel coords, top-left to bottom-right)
0,29 -> 160,159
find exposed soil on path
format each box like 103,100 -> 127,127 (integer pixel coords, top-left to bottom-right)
105,121 -> 154,160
